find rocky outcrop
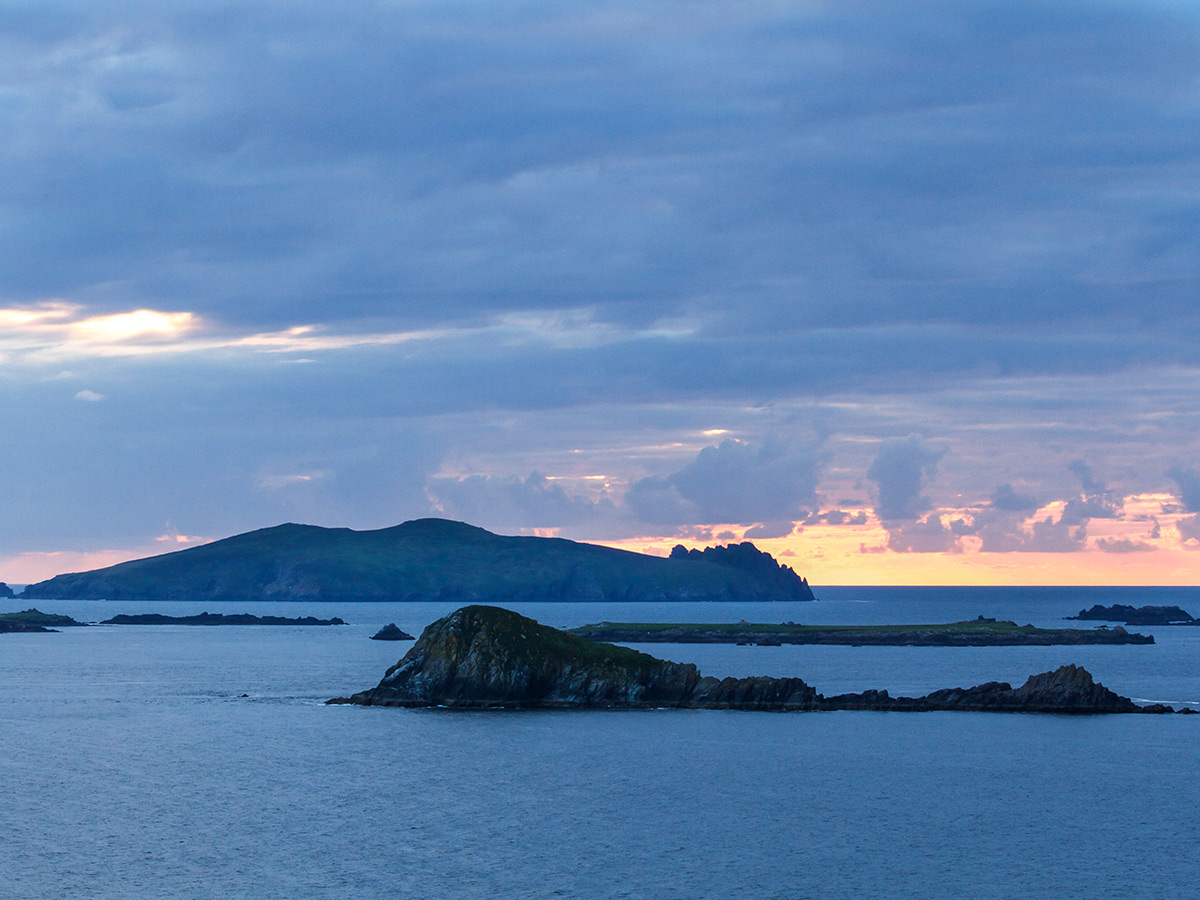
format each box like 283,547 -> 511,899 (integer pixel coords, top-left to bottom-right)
329,606 -> 1174,713
331,605 -> 711,708
99,612 -> 346,626
0,608 -> 87,633
826,665 -> 1141,713
370,623 -> 416,640
1068,604 -> 1194,625
0,582 -> 14,598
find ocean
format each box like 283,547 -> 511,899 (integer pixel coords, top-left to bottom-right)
3,586 -> 1199,899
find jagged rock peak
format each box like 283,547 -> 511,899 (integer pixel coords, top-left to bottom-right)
668,541 -> 814,599
1009,663 -> 1138,712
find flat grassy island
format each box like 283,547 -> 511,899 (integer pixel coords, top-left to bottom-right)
570,617 -> 1154,646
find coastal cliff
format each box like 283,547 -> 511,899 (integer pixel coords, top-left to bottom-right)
330,606 -> 1175,713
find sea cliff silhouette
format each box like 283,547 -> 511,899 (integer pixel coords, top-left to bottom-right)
21,519 -> 815,603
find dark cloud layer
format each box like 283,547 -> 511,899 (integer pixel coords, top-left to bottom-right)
3,0 -> 1200,360
4,2 -> 1200,564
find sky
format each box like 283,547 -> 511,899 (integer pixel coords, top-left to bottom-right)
5,0 -> 1200,585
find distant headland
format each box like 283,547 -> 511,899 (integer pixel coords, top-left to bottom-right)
18,518 -> 816,603
329,605 -> 1184,713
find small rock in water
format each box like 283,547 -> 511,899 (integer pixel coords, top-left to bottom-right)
370,623 -> 415,641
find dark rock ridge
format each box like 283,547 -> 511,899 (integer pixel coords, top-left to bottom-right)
571,619 -> 1153,646
669,542 -> 816,601
0,608 -> 87,633
823,665 -> 1145,713
329,606 -> 1176,713
99,612 -> 346,626
22,518 -> 815,604
1068,604 -> 1194,625
371,623 -> 416,641
0,582 -> 14,598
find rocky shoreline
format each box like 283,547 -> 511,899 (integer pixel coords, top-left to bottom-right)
329,606 -> 1186,714
99,612 -> 347,626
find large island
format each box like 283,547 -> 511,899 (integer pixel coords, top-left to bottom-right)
569,618 -> 1153,646
21,518 -> 814,604
330,605 -> 1181,713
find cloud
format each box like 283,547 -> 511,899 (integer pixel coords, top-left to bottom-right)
1068,460 -> 1105,496
743,521 -> 797,540
72,389 -> 105,401
990,483 -> 1039,511
1166,465 -> 1200,512
866,435 -> 946,521
885,516 -> 961,553
1176,515 -> 1200,543
625,437 -> 820,527
1094,537 -> 1154,553
805,509 -> 868,526
1060,460 -> 1121,524
977,515 -> 1086,553
429,472 -> 621,533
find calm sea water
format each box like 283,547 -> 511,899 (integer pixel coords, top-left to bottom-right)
3,587 -> 1199,899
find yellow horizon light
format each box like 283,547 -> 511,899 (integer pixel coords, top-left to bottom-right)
0,301 -> 78,327
71,309 -> 195,341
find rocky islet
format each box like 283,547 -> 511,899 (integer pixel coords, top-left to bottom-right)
370,623 -> 416,640
330,605 -> 1183,714
1068,604 -> 1195,625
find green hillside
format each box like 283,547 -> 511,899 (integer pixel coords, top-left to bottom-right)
21,518 -> 817,603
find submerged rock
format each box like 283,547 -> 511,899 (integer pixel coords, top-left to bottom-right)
329,606 -> 1173,713
370,623 -> 416,641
